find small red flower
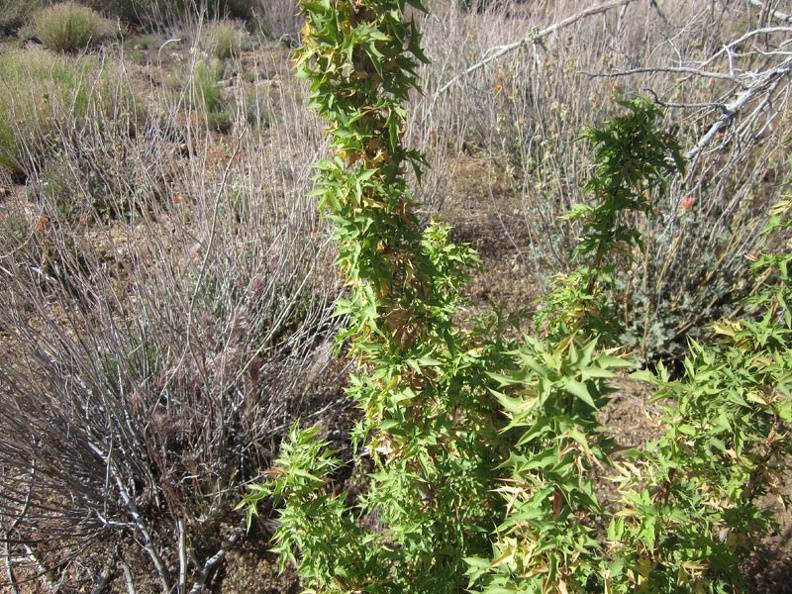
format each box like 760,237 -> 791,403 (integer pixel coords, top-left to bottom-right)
681,196 -> 695,209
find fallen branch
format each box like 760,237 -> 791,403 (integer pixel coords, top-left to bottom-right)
187,519 -> 246,594
584,65 -> 750,86
431,0 -> 634,99
687,55 -> 792,159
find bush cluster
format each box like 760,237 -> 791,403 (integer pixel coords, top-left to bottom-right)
0,0 -> 296,38
0,0 -> 46,36
418,0 -> 789,363
89,0 -> 260,29
0,48 -> 140,177
0,9 -> 334,590
241,2 -> 792,593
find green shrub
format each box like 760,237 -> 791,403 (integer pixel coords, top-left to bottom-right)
205,20 -> 245,59
0,48 -> 143,186
33,2 -> 115,53
0,0 -> 46,36
241,2 -> 792,593
612,195 -> 792,592
185,59 -> 233,131
0,48 -> 92,173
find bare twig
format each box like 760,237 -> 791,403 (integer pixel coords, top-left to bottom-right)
584,65 -> 749,85
21,544 -> 57,593
89,562 -> 113,594
121,560 -> 137,594
701,26 -> 792,68
2,539 -> 19,594
87,442 -> 171,593
178,518 -> 187,594
1,463 -> 36,594
431,0 -> 634,99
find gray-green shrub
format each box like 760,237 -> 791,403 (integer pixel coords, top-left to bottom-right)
33,2 -> 115,53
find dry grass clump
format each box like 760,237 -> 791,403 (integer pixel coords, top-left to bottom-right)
255,0 -> 302,42
86,0 -> 261,31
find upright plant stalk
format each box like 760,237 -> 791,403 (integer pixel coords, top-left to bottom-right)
243,1 -> 510,591
243,2 -> 642,591
294,0 -> 448,367
539,98 -> 685,344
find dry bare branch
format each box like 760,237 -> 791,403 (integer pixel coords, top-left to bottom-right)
748,0 -> 792,23
188,520 -> 246,594
688,55 -> 792,159
431,0 -> 634,98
